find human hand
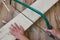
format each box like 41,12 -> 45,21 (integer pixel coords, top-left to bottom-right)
9,23 -> 29,40
45,29 -> 60,39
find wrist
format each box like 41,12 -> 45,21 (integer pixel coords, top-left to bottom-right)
16,35 -> 29,40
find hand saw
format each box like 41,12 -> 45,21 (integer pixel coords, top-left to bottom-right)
0,0 -> 58,40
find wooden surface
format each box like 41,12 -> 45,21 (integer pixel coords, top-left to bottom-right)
0,0 -> 60,40
0,2 -> 14,28
25,0 -> 60,40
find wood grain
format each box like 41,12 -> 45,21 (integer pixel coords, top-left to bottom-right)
0,0 -> 60,40
0,2 -> 14,28
25,0 -> 60,40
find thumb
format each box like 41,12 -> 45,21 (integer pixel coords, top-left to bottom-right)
45,29 -> 53,34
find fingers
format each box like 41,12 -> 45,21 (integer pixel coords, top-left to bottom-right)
9,23 -> 24,35
19,25 -> 24,35
19,25 -> 24,32
14,23 -> 20,30
10,24 -> 17,32
14,23 -> 19,28
10,23 -> 21,31
9,26 -> 17,36
45,29 -> 52,33
14,23 -> 24,35
44,28 -> 54,35
9,29 -> 16,36
14,23 -> 24,31
14,23 -> 24,32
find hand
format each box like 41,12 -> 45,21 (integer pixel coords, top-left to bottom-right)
45,29 -> 60,39
9,23 -> 29,40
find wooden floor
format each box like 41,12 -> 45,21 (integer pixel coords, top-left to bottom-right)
0,0 -> 60,40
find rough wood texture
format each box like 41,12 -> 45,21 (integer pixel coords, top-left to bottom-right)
25,0 -> 60,40
0,0 -> 60,40
0,2 -> 14,28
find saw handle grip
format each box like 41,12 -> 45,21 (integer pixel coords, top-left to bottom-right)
48,25 -> 55,39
